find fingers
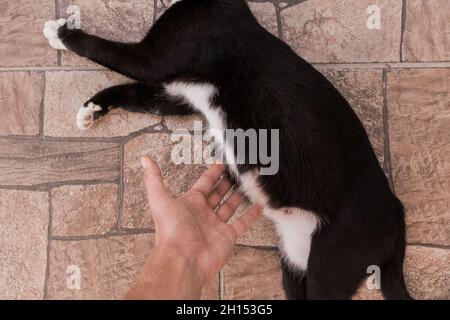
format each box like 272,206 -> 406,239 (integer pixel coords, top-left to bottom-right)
217,190 -> 243,222
141,156 -> 172,211
207,177 -> 233,209
230,205 -> 263,238
191,164 -> 226,196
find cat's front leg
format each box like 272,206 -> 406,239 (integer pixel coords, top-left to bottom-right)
43,10 -> 201,84
43,19 -> 68,50
77,83 -> 194,130
43,19 -> 151,82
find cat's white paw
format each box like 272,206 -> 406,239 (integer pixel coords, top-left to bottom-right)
43,19 -> 67,50
76,102 -> 102,130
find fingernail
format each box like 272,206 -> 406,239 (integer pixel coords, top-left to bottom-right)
140,157 -> 149,169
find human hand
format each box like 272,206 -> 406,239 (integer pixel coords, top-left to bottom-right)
141,156 -> 262,285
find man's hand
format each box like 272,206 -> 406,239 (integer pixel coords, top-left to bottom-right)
125,157 -> 262,300
142,156 -> 262,283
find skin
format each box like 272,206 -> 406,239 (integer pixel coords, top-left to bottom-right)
125,156 -> 262,300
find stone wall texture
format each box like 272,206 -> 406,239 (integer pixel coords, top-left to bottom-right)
0,0 -> 448,300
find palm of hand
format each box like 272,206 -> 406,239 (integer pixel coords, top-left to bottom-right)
142,159 -> 262,283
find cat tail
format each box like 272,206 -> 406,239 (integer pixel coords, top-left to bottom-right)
381,200 -> 413,300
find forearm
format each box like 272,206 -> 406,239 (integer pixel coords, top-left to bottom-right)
124,246 -> 204,300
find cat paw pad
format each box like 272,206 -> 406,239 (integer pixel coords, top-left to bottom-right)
43,19 -> 67,50
76,102 -> 102,130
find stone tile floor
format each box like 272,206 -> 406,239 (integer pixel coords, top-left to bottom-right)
0,0 -> 449,300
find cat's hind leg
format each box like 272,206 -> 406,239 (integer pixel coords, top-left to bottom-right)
306,240 -> 368,300
77,83 -> 193,130
264,208 -> 319,300
281,259 -> 307,300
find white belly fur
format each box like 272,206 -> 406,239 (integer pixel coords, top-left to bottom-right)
240,171 -> 319,271
165,81 -> 319,272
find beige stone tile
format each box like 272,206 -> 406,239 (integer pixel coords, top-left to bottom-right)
320,68 -> 385,164
403,0 -> 450,62
59,0 -> 154,66
0,190 -> 49,299
0,72 -> 43,136
223,247 -> 285,300
123,133 -> 205,229
388,69 -> 450,246
281,0 -> 402,63
44,71 -> 160,138
47,234 -> 154,299
151,1 -> 278,36
249,2 -> 278,36
404,246 -> 450,300
0,139 -> 119,186
47,233 -> 218,300
51,184 -> 118,237
202,276 -> 220,300
0,0 -> 57,67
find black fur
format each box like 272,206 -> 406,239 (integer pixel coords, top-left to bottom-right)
56,0 -> 411,300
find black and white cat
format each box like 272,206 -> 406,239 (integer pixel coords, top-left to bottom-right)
44,0 -> 412,299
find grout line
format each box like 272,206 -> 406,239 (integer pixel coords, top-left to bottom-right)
117,143 -> 125,231
0,146 -> 119,162
275,3 -> 283,40
55,0 -> 60,19
153,0 -> 160,23
0,135 -> 124,143
400,0 -> 408,62
42,136 -> 125,143
382,68 -> 395,192
51,228 -> 155,241
43,188 -> 53,300
118,227 -> 156,234
38,72 -> 47,138
387,62 -> 450,68
0,179 -> 119,191
407,243 -> 450,250
3,62 -> 450,73
0,134 -> 40,140
36,136 -> 124,143
55,0 -> 62,66
314,62 -> 450,69
0,121 -> 166,143
0,66 -> 106,72
219,270 -> 225,300
57,51 -> 62,67
235,243 -> 278,251
52,234 -> 121,241
275,0 -> 309,12
0,185 -> 50,192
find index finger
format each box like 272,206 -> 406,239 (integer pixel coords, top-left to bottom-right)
191,164 -> 227,196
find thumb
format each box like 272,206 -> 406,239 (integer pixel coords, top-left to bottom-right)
141,156 -> 172,211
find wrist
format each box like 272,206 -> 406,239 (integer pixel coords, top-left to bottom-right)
127,243 -> 204,300
154,242 -> 206,286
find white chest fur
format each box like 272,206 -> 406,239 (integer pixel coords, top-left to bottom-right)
165,81 -> 319,272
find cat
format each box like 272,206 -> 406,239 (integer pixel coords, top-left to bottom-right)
43,0 -> 412,300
